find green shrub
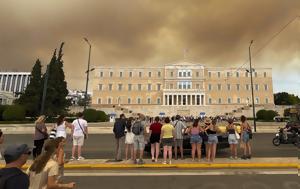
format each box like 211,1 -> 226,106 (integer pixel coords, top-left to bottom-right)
0,105 -> 8,121
97,110 -> 108,122
2,105 -> 26,121
83,109 -> 98,122
256,109 -> 278,121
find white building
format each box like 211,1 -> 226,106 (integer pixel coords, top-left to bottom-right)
0,72 -> 31,95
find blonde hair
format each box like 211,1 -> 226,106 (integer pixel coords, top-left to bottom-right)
35,115 -> 45,124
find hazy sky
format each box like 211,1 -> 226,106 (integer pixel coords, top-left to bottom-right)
0,0 -> 299,95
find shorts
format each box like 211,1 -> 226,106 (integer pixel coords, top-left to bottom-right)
174,139 -> 183,147
162,138 -> 173,146
190,135 -> 202,144
208,134 -> 218,144
125,132 -> 134,144
133,135 -> 145,150
150,133 -> 160,144
242,131 -> 250,143
228,134 -> 238,144
73,136 -> 84,146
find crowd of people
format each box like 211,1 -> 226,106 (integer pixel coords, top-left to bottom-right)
113,114 -> 253,164
0,112 -> 88,188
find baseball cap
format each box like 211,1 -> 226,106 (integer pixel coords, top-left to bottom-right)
3,144 -> 31,164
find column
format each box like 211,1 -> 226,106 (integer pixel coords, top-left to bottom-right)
177,94 -> 180,105
13,75 -> 18,93
167,94 -> 169,106
4,75 -> 8,91
181,95 -> 183,106
202,95 -> 205,106
200,94 -> 203,106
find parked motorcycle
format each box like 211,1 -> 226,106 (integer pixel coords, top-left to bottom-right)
272,127 -> 299,147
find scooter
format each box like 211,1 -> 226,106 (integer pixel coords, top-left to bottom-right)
272,127 -> 299,147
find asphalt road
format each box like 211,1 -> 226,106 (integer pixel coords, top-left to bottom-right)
63,175 -> 299,189
1,133 -> 297,159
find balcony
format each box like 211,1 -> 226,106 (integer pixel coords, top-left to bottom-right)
163,88 -> 205,93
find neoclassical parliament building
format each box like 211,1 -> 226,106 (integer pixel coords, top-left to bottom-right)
91,61 -> 274,116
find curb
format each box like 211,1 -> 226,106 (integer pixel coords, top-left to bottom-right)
0,163 -> 298,170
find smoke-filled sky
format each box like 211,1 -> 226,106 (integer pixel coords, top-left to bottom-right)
0,0 -> 299,95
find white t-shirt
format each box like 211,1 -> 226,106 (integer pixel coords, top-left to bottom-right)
56,121 -> 67,138
72,118 -> 88,136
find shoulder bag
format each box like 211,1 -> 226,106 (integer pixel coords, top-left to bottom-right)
77,119 -> 87,139
36,124 -> 49,139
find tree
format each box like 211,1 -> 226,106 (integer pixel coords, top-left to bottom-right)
43,43 -> 71,116
15,59 -> 42,116
77,95 -> 91,106
274,92 -> 300,105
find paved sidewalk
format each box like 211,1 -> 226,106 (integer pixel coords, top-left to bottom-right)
0,157 -> 298,169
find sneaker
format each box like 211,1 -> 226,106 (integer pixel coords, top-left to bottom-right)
138,159 -> 144,165
168,160 -> 172,165
247,155 -> 252,159
77,156 -> 85,160
241,155 -> 247,160
229,156 -> 233,160
155,159 -> 158,162
134,159 -> 138,164
152,159 -> 155,162
70,157 -> 75,161
162,161 -> 167,164
234,156 -> 238,160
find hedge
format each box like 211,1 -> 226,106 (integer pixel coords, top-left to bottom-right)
2,105 -> 26,121
83,109 -> 108,122
256,109 -> 278,121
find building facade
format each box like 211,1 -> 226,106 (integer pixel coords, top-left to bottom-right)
91,61 -> 274,116
0,72 -> 31,95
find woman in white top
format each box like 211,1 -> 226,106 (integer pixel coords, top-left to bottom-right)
28,139 -> 75,189
55,115 -> 72,139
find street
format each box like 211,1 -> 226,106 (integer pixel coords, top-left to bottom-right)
62,172 -> 299,189
2,133 -> 297,159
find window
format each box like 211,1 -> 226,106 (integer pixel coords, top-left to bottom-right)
137,98 -> 141,104
237,98 -> 241,104
157,98 -> 161,104
264,84 -> 268,91
246,84 -> 250,90
147,98 -> 151,104
218,98 -> 222,104
196,72 -> 199,77
264,72 -> 267,78
170,84 -> 173,89
208,84 -> 212,91
119,72 -> 123,77
158,71 -> 161,77
128,84 -> 132,91
109,84 -> 113,91
148,84 -> 151,91
265,98 -> 269,104
217,84 -> 221,91
100,72 -> 103,77
139,72 -> 142,77
128,98 -> 131,104
196,84 -> 200,89
129,72 -> 133,77
138,84 -> 142,91
97,98 -> 101,104
183,72 -> 186,77
228,98 -> 232,104
208,98 -> 212,104
227,84 -> 231,91
157,84 -> 161,91
118,84 -> 122,91
108,98 -> 112,104
218,72 -> 221,78
148,72 -> 151,77
208,72 -> 211,78
187,72 -> 191,77
256,97 -> 259,104
179,72 -> 182,77
170,72 -> 173,77
109,72 -> 113,77
98,84 -> 102,91
227,72 -> 230,77
247,97 -> 250,103
255,84 -> 259,91
236,84 -> 240,91
236,72 -> 239,77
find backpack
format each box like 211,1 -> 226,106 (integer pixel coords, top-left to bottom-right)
132,121 -> 143,135
0,169 -> 22,188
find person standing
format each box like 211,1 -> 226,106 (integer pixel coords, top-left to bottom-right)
205,119 -> 219,162
226,118 -> 239,159
149,116 -> 162,162
186,119 -> 203,161
0,144 -> 31,189
173,115 -> 186,160
132,114 -> 147,164
71,112 -> 88,161
55,115 -> 73,139
28,140 -> 75,189
33,115 -> 48,159
125,117 -> 134,161
160,117 -> 175,164
113,114 -> 126,161
240,115 -> 252,159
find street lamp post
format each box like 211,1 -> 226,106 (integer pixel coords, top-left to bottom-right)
40,64 -> 50,115
83,38 -> 91,111
248,40 -> 257,132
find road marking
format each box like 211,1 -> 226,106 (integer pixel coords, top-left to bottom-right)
64,170 -> 297,177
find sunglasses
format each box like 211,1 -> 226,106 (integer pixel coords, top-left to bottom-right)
205,123 -> 211,125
